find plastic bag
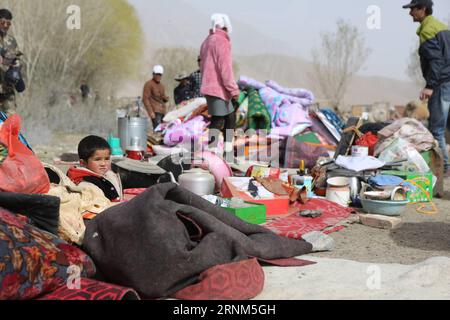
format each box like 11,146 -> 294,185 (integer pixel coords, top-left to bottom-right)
378,137 -> 430,173
355,132 -> 379,156
0,115 -> 50,194
0,110 -> 32,150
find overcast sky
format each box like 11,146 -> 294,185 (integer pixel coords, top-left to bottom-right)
128,0 -> 450,81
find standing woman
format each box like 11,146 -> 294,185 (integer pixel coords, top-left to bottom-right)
200,13 -> 240,152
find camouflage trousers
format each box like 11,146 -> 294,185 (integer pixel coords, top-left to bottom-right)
0,95 -> 16,116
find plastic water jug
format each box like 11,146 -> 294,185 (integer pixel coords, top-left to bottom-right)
108,134 -> 124,156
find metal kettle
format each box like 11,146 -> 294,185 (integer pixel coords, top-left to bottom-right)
178,168 -> 216,196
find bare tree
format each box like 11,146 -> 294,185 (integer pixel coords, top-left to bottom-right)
0,0 -> 143,139
310,19 -> 371,111
2,0 -> 143,104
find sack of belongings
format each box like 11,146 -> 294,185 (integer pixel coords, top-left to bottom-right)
0,115 -> 50,194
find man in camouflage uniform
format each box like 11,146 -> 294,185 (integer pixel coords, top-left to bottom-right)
0,9 -> 23,116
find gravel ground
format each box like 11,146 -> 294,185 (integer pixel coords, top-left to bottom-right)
34,134 -> 450,266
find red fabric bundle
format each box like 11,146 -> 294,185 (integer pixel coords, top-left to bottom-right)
0,115 -> 50,194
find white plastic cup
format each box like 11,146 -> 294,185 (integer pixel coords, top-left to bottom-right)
351,146 -> 369,157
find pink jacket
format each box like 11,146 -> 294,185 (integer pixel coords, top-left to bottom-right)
200,29 -> 240,101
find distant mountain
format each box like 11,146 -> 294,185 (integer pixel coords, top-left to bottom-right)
132,0 -> 296,56
236,54 -> 312,88
235,54 -> 420,107
127,0 -> 421,107
347,75 -> 421,107
120,51 -> 420,108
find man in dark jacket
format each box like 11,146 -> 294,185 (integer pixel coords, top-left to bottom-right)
403,0 -> 450,175
173,72 -> 193,105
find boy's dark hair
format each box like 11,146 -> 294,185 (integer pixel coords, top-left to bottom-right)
78,135 -> 111,161
0,9 -> 13,20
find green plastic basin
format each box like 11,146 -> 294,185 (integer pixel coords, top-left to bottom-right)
361,198 -> 409,217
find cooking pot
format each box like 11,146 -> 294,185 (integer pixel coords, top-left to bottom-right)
326,177 -> 351,207
178,169 -> 216,196
126,148 -> 145,161
126,138 -> 146,161
118,117 -> 148,152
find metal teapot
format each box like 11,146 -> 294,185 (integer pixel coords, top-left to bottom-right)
178,168 -> 216,196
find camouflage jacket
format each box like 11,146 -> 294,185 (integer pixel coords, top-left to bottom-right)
0,33 -> 21,97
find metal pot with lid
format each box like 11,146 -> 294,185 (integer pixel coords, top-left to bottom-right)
178,168 -> 216,196
125,137 -> 146,161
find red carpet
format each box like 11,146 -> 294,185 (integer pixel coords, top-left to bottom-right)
263,199 -> 355,239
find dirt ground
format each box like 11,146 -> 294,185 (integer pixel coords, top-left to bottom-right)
34,133 -> 450,266
311,185 -> 450,265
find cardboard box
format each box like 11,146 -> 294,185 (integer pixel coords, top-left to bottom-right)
222,201 -> 267,225
221,177 -> 290,216
381,170 -> 433,203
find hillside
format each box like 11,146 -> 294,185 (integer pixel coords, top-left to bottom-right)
120,52 -> 420,108
127,0 -> 421,107
236,54 -> 420,107
132,0 -> 295,56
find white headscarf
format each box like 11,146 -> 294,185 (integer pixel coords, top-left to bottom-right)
211,13 -> 232,34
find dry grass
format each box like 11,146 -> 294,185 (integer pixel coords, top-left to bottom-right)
17,93 -> 119,146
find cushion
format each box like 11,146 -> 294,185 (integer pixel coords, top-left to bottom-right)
172,258 -> 264,300
38,278 -> 140,300
0,208 -> 96,300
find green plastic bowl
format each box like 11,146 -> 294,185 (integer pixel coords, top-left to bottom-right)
361,198 -> 409,216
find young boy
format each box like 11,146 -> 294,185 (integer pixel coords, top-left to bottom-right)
67,135 -> 123,201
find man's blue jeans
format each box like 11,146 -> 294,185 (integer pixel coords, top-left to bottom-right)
428,81 -> 450,171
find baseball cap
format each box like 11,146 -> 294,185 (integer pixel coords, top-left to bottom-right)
153,65 -> 164,75
402,0 -> 433,9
